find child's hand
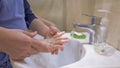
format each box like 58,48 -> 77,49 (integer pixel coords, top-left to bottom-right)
46,31 -> 69,55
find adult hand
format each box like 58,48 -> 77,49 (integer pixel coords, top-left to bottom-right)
0,28 -> 50,61
29,18 -> 68,55
45,25 -> 60,39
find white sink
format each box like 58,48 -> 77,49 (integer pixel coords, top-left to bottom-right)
57,39 -> 85,67
61,44 -> 120,68
13,35 -> 85,68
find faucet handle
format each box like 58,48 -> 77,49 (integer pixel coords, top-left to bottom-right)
73,23 -> 93,30
82,13 -> 101,25
72,23 -> 95,44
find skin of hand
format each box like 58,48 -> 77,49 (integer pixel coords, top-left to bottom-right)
38,17 -> 60,38
29,17 -> 60,38
29,18 -> 68,55
29,18 -> 50,37
45,32 -> 69,55
46,26 -> 62,55
0,27 -> 51,61
40,18 -> 67,55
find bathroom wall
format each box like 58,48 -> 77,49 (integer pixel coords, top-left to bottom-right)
94,0 -> 120,50
65,0 -> 95,31
28,0 -> 120,50
28,0 -> 65,31
28,0 -> 95,31
107,0 -> 120,50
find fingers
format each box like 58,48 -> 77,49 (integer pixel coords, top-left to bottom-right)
23,31 -> 37,38
47,31 -> 68,55
59,45 -> 64,51
45,26 -> 60,38
49,26 -> 60,35
50,47 -> 59,55
30,31 -> 37,37
32,39 -> 51,52
55,37 -> 69,44
49,28 -> 57,35
53,31 -> 65,38
21,31 -> 68,56
49,44 -> 64,55
52,49 -> 59,55
51,45 -> 64,55
30,45 -> 39,55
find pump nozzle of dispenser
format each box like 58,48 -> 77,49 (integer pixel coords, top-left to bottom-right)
97,10 -> 110,26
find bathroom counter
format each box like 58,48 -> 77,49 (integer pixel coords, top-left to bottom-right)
61,44 -> 120,68
12,34 -> 120,68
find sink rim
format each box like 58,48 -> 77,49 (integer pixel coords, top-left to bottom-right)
58,39 -> 86,67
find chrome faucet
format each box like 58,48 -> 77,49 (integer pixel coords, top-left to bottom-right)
73,14 -> 101,44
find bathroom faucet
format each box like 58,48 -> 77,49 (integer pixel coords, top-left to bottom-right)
73,14 -> 101,44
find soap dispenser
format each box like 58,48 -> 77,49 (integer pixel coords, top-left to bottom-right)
94,10 -> 109,44
94,10 -> 115,56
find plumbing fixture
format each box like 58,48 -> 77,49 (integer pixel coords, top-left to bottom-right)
72,14 -> 101,44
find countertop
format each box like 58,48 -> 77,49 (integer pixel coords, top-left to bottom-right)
61,44 -> 120,68
13,33 -> 120,68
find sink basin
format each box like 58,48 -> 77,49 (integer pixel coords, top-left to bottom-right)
13,35 -> 85,68
57,39 -> 85,67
